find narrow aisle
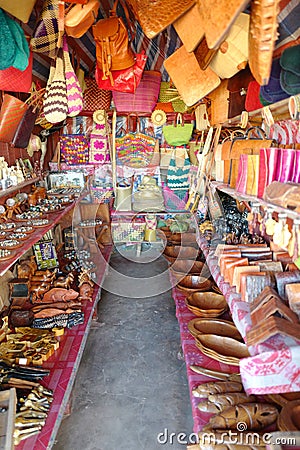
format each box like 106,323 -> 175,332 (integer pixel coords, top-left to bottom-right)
54,251 -> 193,450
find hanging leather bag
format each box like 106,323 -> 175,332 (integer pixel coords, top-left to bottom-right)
92,0 -> 135,85
64,0 -> 100,39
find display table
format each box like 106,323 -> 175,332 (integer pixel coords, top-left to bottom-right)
196,234 -> 300,396
16,245 -> 112,450
170,276 -> 239,434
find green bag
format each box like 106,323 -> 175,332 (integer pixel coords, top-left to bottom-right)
280,45 -> 300,95
163,113 -> 193,147
0,8 -> 29,71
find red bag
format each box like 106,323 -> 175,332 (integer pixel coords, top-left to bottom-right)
0,51 -> 33,93
245,80 -> 263,112
95,52 -> 147,93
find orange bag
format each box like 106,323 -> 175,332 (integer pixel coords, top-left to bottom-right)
0,94 -> 28,144
65,0 -> 100,38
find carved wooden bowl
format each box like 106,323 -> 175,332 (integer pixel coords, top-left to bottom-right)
188,318 -> 242,340
185,292 -> 228,317
163,245 -> 199,260
195,334 -> 250,365
157,227 -> 172,239
170,259 -> 205,275
176,276 -> 213,296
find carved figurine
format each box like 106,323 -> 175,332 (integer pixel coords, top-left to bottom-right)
53,273 -> 75,289
42,288 -> 79,303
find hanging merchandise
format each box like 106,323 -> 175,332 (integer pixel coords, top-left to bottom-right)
0,51 -> 33,93
93,0 -> 135,85
144,214 -> 157,242
0,8 -> 30,71
0,0 -> 37,23
209,13 -> 250,79
89,115 -> 110,165
82,78 -> 112,112
59,134 -> 89,165
195,104 -> 210,131
227,66 -> 255,119
173,4 -> 204,53
245,81 -> 263,112
0,94 -> 28,144
279,44 -> 300,95
248,0 -> 280,86
112,71 -> 161,113
188,132 -> 204,166
64,0 -> 100,38
11,94 -> 43,148
160,146 -> 187,170
158,81 -> 187,113
260,58 -> 289,105
63,35 -> 83,117
31,0 -> 64,59
166,148 -> 191,200
164,45 -> 220,107
207,80 -> 229,126
125,0 -> 195,39
43,48 -> 68,123
95,52 -> 147,93
116,115 -> 159,168
163,113 -> 193,147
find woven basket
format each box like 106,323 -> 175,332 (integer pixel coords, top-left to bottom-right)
90,187 -> 114,204
111,219 -> 145,242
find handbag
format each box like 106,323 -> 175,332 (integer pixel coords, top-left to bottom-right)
0,94 -> 28,144
160,146 -> 187,169
158,81 -> 187,113
63,35 -> 83,117
209,13 -> 250,79
173,4 -> 204,53
82,78 -> 112,112
89,134 -> 110,164
0,50 -> 33,93
112,71 -> 161,113
43,48 -> 68,123
0,0 -> 36,23
11,106 -> 39,148
64,0 -> 100,38
93,0 -> 135,85
245,81 -> 263,112
31,0 -> 63,59
227,66 -> 255,119
116,116 -> 159,168
167,148 -> 190,198
95,51 -> 147,93
60,134 -> 89,165
163,113 -> 193,147
260,58 -> 289,104
0,8 -> 30,71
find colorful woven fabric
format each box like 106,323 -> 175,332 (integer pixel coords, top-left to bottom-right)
89,134 -> 110,164
116,132 -> 157,168
60,134 -> 89,164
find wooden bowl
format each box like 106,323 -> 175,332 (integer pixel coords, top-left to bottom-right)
185,292 -> 228,317
157,227 -> 172,239
195,334 -> 250,365
176,277 -> 213,296
170,259 -> 205,275
188,318 -> 242,340
163,245 -> 199,260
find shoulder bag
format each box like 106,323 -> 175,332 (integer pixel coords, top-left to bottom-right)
163,113 -> 193,147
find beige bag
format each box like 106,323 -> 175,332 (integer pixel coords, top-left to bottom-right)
209,13 -> 250,79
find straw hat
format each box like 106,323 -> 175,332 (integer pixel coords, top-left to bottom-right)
151,109 -> 167,126
93,109 -> 106,124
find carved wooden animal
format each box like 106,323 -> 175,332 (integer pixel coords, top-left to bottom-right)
31,270 -> 57,284
78,269 -> 94,287
42,288 -> 79,303
79,282 -> 94,301
17,256 -> 38,279
53,273 -> 74,289
31,283 -> 51,303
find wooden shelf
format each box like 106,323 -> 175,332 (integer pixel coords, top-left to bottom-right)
222,96 -> 293,126
0,177 -> 40,200
211,181 -> 300,220
0,201 -> 77,276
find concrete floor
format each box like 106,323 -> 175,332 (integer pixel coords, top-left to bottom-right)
53,248 -> 193,450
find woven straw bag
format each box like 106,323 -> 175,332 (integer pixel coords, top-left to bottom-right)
43,48 -> 68,123
63,36 -> 83,117
82,78 -> 112,112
